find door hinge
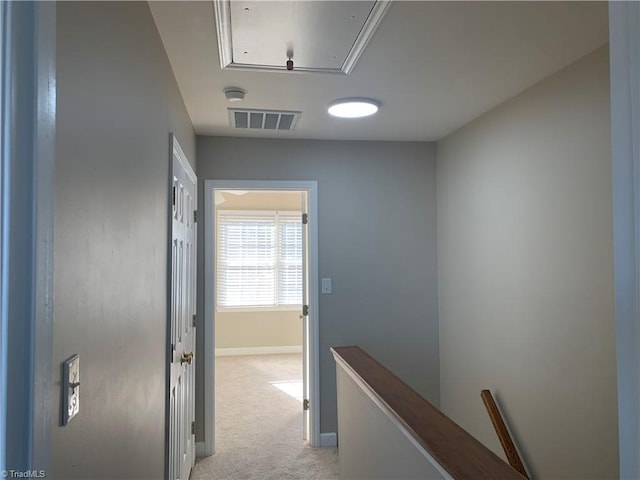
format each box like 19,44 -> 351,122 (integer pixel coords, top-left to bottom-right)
191,421 -> 196,435
302,213 -> 308,225
192,314 -> 197,328
172,186 -> 177,206
303,399 -> 310,411
193,210 -> 198,223
302,305 -> 309,316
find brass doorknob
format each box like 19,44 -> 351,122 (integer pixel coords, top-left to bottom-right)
181,352 -> 194,365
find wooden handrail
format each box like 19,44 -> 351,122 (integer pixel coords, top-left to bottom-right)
331,346 -> 526,480
481,390 -> 529,479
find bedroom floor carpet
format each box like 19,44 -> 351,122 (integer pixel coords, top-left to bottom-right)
191,354 -> 339,480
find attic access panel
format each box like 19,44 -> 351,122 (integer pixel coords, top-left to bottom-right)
214,0 -> 391,75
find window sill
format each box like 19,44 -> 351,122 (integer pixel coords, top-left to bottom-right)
216,305 -> 302,314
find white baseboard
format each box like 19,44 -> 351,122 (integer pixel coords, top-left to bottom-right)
215,345 -> 303,357
319,432 -> 337,447
195,441 -> 212,458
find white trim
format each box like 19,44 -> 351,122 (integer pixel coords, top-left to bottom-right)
218,209 -> 300,216
216,306 -> 302,314
31,3 -> 55,471
610,2 -> 640,478
1,2 -> 55,472
195,442 -> 208,458
204,184 -> 216,456
331,349 -> 454,480
213,0 -> 391,75
0,4 -> 6,471
202,180 -> 320,456
212,0 -> 232,72
319,432 -> 337,448
307,183 -> 320,448
215,346 -> 302,357
341,1 -> 392,75
172,134 -> 196,183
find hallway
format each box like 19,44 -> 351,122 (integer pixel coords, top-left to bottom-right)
192,354 -> 338,479
7,2 -> 634,478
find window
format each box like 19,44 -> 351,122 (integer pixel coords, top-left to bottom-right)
217,210 -> 302,309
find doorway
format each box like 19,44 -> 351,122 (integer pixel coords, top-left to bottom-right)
214,189 -> 305,453
201,180 -> 320,456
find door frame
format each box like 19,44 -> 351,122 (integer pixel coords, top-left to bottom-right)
200,179 -> 320,454
610,2 -> 640,477
0,2 -> 55,473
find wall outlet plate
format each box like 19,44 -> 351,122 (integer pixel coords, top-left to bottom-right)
321,278 -> 332,295
62,354 -> 80,426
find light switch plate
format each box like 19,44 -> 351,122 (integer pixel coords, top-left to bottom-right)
62,354 -> 80,426
321,278 -> 332,295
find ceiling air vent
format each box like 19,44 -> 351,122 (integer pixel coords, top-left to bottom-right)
229,109 -> 301,131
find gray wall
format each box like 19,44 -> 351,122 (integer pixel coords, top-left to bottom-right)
437,46 -> 617,479
196,138 -> 439,437
53,2 -> 194,478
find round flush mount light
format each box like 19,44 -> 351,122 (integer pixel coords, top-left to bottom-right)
224,87 -> 246,102
327,98 -> 380,118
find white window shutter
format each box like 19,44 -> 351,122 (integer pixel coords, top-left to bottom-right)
217,213 -> 276,307
217,210 -> 302,309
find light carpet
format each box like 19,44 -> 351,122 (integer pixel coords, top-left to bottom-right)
191,354 -> 339,480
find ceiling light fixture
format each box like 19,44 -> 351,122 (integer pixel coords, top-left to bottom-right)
224,87 -> 246,102
327,98 -> 380,118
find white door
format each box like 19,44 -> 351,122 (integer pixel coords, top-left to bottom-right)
169,136 -> 197,480
301,191 -> 310,441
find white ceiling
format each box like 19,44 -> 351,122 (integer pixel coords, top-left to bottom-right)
150,1 -> 608,142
